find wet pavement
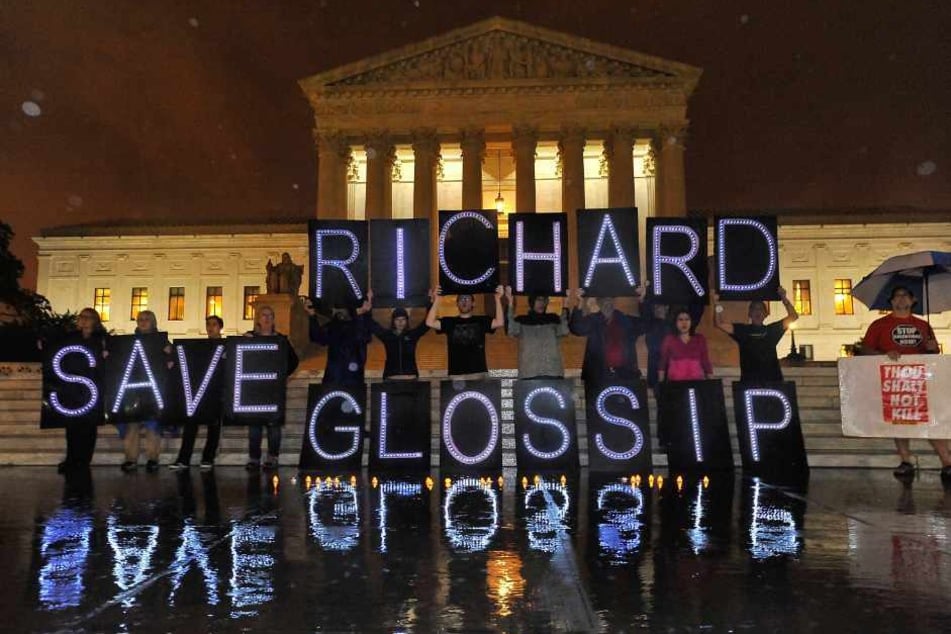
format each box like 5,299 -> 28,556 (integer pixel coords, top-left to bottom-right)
6,466 -> 951,633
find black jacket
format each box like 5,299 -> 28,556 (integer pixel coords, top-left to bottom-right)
371,320 -> 429,379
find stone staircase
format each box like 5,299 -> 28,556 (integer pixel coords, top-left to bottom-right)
0,362 -> 937,470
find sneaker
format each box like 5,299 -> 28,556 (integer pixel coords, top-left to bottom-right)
145,460 -> 159,473
199,461 -> 214,470
245,460 -> 260,471
893,461 -> 916,478
168,461 -> 189,471
120,461 -> 137,473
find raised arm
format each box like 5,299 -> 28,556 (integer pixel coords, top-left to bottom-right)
712,291 -> 734,335
425,287 -> 442,331
505,286 -> 521,337
490,285 -> 505,331
778,286 -> 799,329
699,334 -> 714,379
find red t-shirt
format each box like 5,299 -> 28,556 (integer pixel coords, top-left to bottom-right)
604,316 -> 626,368
862,313 -> 935,354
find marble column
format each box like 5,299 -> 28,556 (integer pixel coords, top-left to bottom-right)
412,129 -> 441,284
460,128 -> 485,210
655,124 -> 688,217
365,132 -> 394,219
604,126 -> 636,208
315,129 -> 351,219
558,126 -> 586,288
512,125 -> 537,213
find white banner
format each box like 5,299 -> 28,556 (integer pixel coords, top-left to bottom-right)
839,355 -> 951,438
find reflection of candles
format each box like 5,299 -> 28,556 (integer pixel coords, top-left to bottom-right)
425,476 -> 434,491
656,475 -> 664,489
305,475 -> 312,489
349,475 -> 357,487
486,550 -> 526,618
521,476 -> 528,490
497,476 -> 504,488
702,475 -> 710,488
676,475 -> 684,492
371,476 -> 379,489
444,477 -> 452,490
648,474 -> 655,488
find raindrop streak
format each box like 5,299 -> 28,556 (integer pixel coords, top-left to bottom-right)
916,161 -> 936,176
21,101 -> 42,117
189,18 -> 199,28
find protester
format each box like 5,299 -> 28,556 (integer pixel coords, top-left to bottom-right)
643,299 -> 670,391
713,286 -> 798,381
426,286 -> 504,378
52,307 -> 107,473
116,310 -> 168,473
860,285 -> 950,481
245,305 -> 299,470
658,308 -> 714,383
568,286 -> 648,395
307,296 -> 373,384
169,315 -> 225,470
504,286 -> 569,379
368,289 -> 431,380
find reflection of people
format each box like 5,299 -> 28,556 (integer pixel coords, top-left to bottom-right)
368,289 -> 431,380
568,286 -> 647,390
714,286 -> 798,381
504,286 -> 569,379
427,286 -> 504,379
170,315 -> 224,470
244,305 -> 299,471
860,286 -> 949,481
116,310 -> 169,473
658,308 -> 713,383
307,296 -> 373,384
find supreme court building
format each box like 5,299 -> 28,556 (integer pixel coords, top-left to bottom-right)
33,18 -> 951,364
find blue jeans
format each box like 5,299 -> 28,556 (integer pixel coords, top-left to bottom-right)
248,424 -> 281,461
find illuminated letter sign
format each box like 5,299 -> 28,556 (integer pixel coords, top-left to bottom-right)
103,334 -> 169,424
438,210 -> 499,294
308,219 -> 368,307
370,219 -> 431,307
647,218 -> 708,303
658,379 -> 733,472
298,383 -> 366,471
439,380 -> 503,472
715,216 -> 780,301
513,379 -> 578,471
42,340 -> 102,428
173,339 -> 225,424
586,381 -> 652,473
733,381 -> 808,482
223,336 -> 288,426
576,208 -> 640,297
507,213 -> 567,296
369,382 -> 430,472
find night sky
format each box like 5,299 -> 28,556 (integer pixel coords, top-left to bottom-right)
2,1 -> 948,290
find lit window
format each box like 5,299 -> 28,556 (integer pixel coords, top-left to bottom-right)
243,286 -> 260,320
206,286 -> 223,319
834,279 -> 854,315
94,288 -> 111,322
792,280 -> 812,316
130,287 -> 149,320
168,287 -> 185,321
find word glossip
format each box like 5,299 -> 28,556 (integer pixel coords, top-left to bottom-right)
309,209 -> 782,306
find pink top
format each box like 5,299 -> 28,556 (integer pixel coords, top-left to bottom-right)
659,333 -> 713,381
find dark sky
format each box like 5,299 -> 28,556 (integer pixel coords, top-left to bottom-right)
2,1 -> 948,289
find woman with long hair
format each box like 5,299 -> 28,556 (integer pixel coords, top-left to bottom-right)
658,308 -> 714,383
245,305 -> 299,470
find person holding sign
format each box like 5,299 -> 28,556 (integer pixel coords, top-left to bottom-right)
244,305 -> 299,470
860,286 -> 950,481
307,297 -> 373,385
169,315 -> 225,471
49,307 -> 107,473
504,286 -> 569,379
658,308 -> 714,383
713,286 -> 798,381
426,286 -> 504,378
568,286 -> 648,391
115,310 -> 170,473
369,289 -> 432,380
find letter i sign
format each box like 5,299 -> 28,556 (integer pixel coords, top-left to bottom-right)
880,364 -> 929,424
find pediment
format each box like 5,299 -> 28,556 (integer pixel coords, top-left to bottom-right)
300,17 -> 701,92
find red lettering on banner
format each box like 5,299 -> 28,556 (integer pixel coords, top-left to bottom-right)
881,364 -> 929,424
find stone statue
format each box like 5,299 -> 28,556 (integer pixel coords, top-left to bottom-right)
265,252 -> 304,296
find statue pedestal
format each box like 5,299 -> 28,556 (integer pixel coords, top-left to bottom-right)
252,294 -> 310,358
